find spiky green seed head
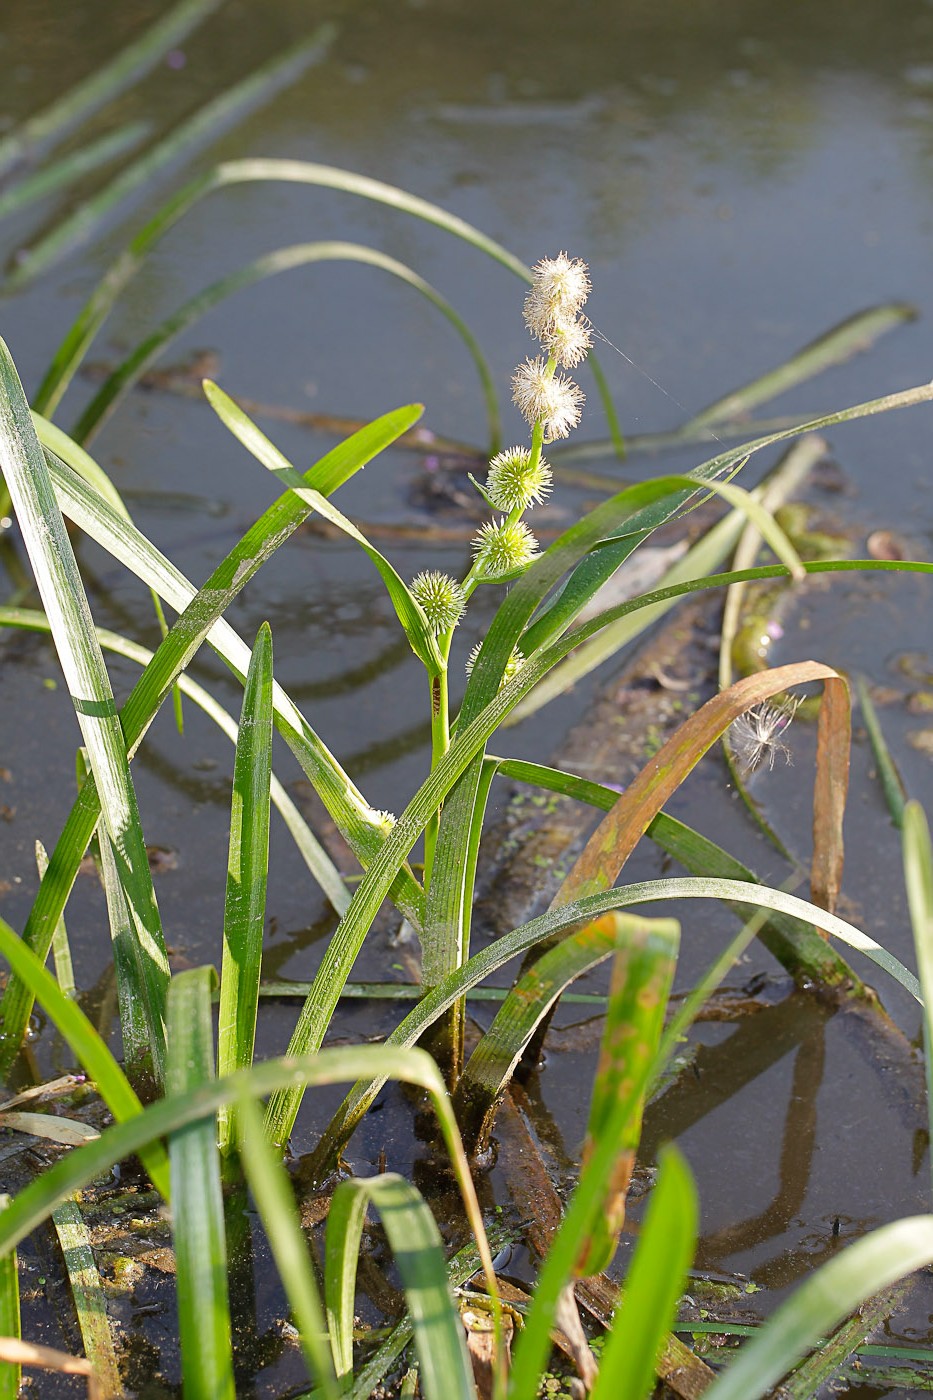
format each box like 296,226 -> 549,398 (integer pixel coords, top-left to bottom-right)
486,446 -> 552,512
471,517 -> 540,578
410,570 -> 466,634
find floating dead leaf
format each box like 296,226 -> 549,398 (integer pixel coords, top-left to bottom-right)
907,728 -> 933,758
0,1110 -> 99,1146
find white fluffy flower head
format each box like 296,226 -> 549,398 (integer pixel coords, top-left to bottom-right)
512,357 -> 584,442
485,446 -> 552,512
471,517 -> 540,578
541,317 -> 593,369
523,252 -> 591,339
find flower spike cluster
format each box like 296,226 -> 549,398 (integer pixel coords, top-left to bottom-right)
511,251 -> 591,441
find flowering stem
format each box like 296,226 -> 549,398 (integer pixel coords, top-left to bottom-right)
423,662 -> 450,885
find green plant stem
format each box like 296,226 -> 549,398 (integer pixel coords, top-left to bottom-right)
423,664 -> 451,887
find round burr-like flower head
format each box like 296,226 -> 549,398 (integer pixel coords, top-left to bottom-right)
409,570 -> 466,635
511,357 -> 585,442
471,517 -> 540,578
485,446 -> 552,512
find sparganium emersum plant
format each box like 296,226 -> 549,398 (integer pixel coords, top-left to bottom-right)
413,253 -> 591,882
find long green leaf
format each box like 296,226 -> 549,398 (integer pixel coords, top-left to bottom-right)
96,823 -> 158,1089
520,382 -> 933,658
0,1198 -> 19,1400
204,381 -> 443,669
7,28 -> 337,288
236,1095 -> 339,1399
506,1001 -> 664,1396
35,840 -> 76,999
326,1176 -> 476,1400
0,407 -> 419,1074
50,1198 -> 121,1397
32,158 -> 529,416
592,1147 -> 698,1400
0,123 -> 150,222
904,802 -> 933,1188
3,606 -> 350,916
310,875 -> 918,1180
166,970 -> 235,1400
217,623 -> 273,1155
858,675 -> 908,827
0,0 -> 221,179
348,1226 -> 517,1400
683,303 -> 917,430
74,243 -> 498,452
454,912 -> 678,1154
0,913 -> 169,1198
0,1047 -> 493,1284
576,922 -> 678,1277
703,1218 -> 933,1400
0,338 -> 170,1077
40,413 -> 423,911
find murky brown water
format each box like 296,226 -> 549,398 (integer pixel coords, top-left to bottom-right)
2,0 -> 933,1393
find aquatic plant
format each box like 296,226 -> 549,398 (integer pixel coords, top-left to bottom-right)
1,37 -> 933,1385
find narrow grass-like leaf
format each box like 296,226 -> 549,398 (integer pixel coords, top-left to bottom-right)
166,969 -> 235,1400
858,675 -> 908,827
0,0 -> 221,178
703,1217 -> 933,1400
453,913 -> 677,1155
217,623 -> 273,1156
74,243 -> 498,452
7,28 -> 337,288
348,1224 -> 517,1400
324,1182 -> 368,1384
778,1281 -> 914,1399
0,1047 -> 496,1304
683,303 -> 917,430
326,1175 -> 476,1400
506,481 -> 755,723
50,1198 -> 121,1398
521,434 -> 820,726
520,382 -> 933,659
576,923 -> 678,1277
40,414 -> 423,907
0,913 -> 169,1197
236,1094 -> 339,1399
589,1145 -> 698,1400
310,874 -> 917,1180
0,122 -> 150,222
904,802 -> 933,1186
0,339 -> 170,1077
32,158 -> 530,416
0,1197 -> 19,1400
96,825 -> 158,1090
506,1017 -> 660,1396
35,841 -> 75,999
0,407 -> 418,1073
2,608 -> 350,917
204,381 -> 443,668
